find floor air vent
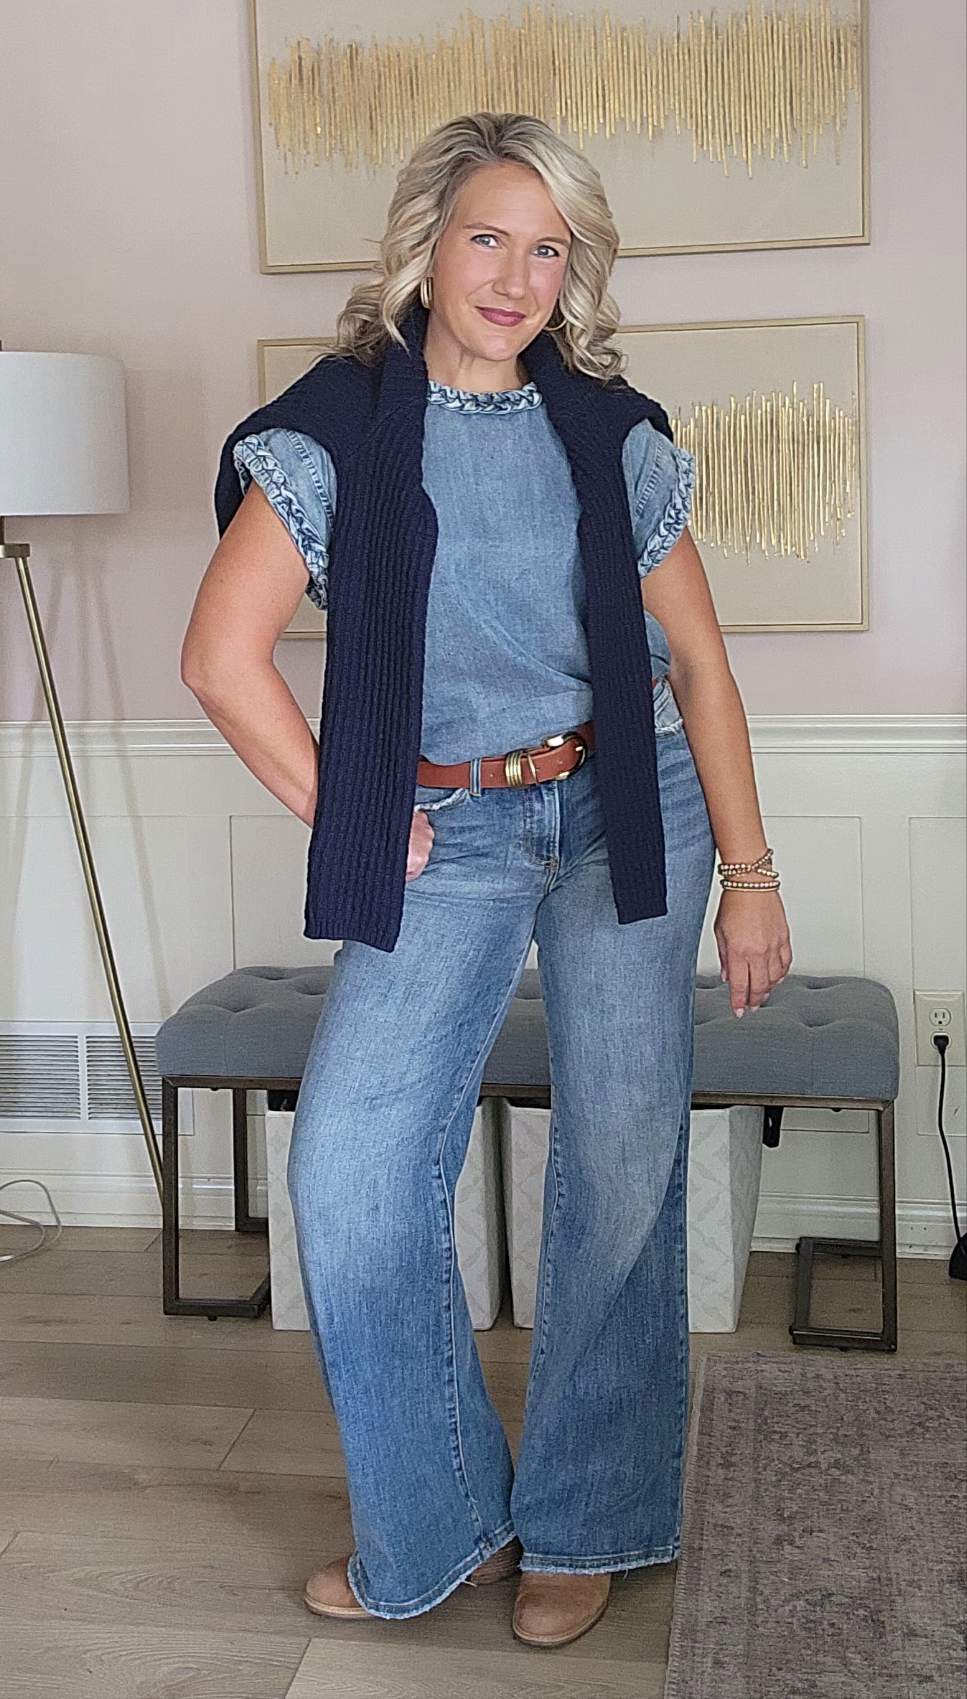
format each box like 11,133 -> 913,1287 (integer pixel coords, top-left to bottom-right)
0,1023 -> 162,1131
0,1034 -> 82,1119
85,1036 -> 163,1120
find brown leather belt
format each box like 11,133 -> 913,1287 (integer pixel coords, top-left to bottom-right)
417,720 -> 595,790
415,678 -> 664,791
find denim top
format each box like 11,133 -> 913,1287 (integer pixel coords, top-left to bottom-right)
233,379 -> 694,763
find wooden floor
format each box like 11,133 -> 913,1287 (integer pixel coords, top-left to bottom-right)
0,1226 -> 963,1698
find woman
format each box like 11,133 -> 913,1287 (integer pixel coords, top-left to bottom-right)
184,111 -> 792,1649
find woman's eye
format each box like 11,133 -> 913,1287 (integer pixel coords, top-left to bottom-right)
470,234 -> 561,257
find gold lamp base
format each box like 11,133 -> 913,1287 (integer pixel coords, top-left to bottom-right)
1,520 -> 163,1200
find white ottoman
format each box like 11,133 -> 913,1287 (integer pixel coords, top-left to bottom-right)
497,1101 -> 763,1332
265,1098 -> 508,1331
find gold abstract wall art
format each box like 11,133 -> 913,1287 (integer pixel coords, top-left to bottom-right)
671,383 -> 859,564
266,1 -> 861,177
616,316 -> 867,629
250,0 -> 868,269
259,315 -> 867,637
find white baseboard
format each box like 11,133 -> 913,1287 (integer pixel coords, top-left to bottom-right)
751,1193 -> 960,1256
0,1170 -> 271,1232
0,1167 -> 957,1260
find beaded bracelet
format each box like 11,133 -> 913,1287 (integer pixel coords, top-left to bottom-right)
717,845 -> 780,892
717,847 -> 775,876
720,876 -> 781,892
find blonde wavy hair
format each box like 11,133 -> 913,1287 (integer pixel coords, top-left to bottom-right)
331,111 -> 625,382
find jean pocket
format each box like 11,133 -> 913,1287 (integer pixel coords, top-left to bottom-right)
413,784 -> 471,814
653,676 -> 685,737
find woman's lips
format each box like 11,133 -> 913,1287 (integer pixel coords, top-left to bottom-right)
476,306 -> 526,326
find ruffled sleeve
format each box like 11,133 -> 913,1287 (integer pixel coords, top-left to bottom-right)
232,427 -> 336,610
621,418 -> 696,577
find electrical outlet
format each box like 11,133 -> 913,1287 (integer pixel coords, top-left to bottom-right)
914,991 -> 966,1067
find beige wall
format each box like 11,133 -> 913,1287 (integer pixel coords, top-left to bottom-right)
0,0 -> 964,723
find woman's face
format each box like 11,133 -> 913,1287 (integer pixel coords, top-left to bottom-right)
428,161 -> 572,373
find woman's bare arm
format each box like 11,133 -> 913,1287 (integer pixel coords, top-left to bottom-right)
181,481 -> 320,824
642,529 -> 793,1014
181,482 -> 433,875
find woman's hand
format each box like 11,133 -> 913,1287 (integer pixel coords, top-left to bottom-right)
714,888 -> 792,1017
406,808 -> 435,881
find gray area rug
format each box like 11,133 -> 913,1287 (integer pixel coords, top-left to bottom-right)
663,1352 -> 966,1699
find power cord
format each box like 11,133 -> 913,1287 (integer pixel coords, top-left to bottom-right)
932,1034 -> 966,1282
0,1179 -> 63,1265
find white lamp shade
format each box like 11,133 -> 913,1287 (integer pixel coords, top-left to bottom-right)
0,352 -> 129,516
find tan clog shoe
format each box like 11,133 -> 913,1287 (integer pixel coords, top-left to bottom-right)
512,1569 -> 612,1647
303,1536 -> 522,1619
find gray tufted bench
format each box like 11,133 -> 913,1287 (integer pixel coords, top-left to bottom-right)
156,967 -> 899,1350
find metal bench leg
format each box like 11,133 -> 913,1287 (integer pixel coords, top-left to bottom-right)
233,1087 -> 270,1235
790,1101 -> 897,1353
762,1104 -> 784,1147
161,1078 -> 271,1321
161,1077 -> 180,1314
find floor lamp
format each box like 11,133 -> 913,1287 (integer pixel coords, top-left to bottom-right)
0,348 -> 163,1201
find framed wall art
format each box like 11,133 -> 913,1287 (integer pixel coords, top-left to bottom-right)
250,0 -> 868,271
616,315 -> 868,630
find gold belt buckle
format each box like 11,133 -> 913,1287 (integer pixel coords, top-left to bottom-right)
553,734 -> 587,779
504,730 -> 587,788
507,732 -> 586,786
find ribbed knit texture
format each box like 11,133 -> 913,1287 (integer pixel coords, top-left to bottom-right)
213,303 -> 674,950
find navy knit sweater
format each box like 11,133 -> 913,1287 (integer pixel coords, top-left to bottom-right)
214,302 -> 675,951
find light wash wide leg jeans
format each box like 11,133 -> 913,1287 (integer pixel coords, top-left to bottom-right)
287,678 -> 715,1617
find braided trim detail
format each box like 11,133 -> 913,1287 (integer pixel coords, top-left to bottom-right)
637,444 -> 697,574
426,379 -> 543,414
233,435 -> 329,609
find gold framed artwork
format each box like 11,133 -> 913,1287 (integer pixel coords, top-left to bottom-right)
616,315 -> 868,631
260,315 -> 867,636
250,0 -> 868,271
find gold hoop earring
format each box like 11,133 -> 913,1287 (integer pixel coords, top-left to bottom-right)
546,309 -> 567,332
419,275 -> 433,310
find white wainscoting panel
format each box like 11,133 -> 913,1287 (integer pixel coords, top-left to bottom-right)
230,815 -> 337,969
0,717 -> 963,1260
1,814 -> 196,1023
